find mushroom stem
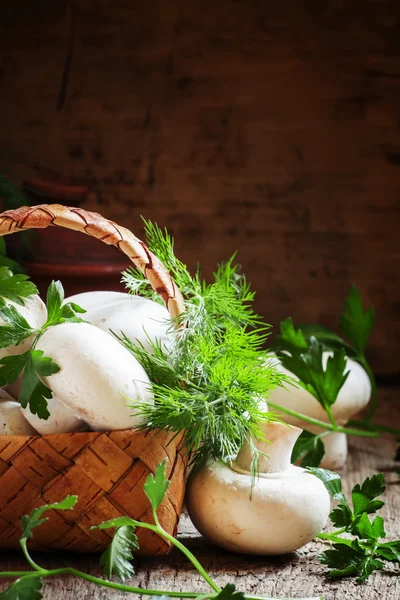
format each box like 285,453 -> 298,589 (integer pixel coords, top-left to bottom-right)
235,421 -> 302,474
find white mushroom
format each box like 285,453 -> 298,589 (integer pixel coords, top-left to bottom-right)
267,353 -> 371,469
65,291 -> 172,352
0,295 -> 47,361
0,390 -> 37,435
186,421 -> 330,555
35,322 -> 152,431
21,396 -> 88,435
4,353 -> 87,436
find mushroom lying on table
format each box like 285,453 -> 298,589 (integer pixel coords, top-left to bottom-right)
21,322 -> 153,433
65,291 -> 171,352
0,389 -> 37,435
186,421 -> 330,555
268,353 -> 371,469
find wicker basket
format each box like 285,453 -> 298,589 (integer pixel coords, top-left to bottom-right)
0,204 -> 187,554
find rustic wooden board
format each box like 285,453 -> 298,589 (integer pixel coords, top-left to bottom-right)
0,387 -> 399,599
0,1 -> 400,374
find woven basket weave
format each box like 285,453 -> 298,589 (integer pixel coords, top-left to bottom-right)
0,204 -> 187,554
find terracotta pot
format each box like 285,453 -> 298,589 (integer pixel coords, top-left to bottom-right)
7,179 -> 129,297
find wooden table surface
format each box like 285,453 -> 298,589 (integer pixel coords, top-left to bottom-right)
1,388 -> 399,600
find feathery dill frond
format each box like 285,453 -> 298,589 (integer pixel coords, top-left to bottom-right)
120,221 -> 286,473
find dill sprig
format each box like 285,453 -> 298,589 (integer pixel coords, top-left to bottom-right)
120,221 -> 286,473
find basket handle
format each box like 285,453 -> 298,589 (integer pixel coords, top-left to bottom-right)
0,204 -> 185,318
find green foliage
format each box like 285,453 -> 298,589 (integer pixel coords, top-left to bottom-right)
277,285 -> 378,423
339,285 -> 375,356
291,431 -> 325,468
121,222 -> 286,473
21,496 -> 77,540
277,335 -> 349,415
99,525 -> 139,581
276,317 -> 308,351
215,584 -> 246,600
0,238 -> 22,273
45,280 -> 86,327
309,469 -> 399,582
0,274 -> 85,419
0,301 -> 36,348
144,459 -> 170,513
18,350 -> 60,419
0,576 -> 43,600
0,268 -> 36,304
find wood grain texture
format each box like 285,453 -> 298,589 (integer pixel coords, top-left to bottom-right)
0,1 -> 399,374
1,387 -> 399,598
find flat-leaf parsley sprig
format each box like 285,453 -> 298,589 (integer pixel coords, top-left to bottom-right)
121,220 -> 286,474
0,276 -> 85,419
0,460 -> 322,600
308,468 -> 400,582
268,317 -> 382,468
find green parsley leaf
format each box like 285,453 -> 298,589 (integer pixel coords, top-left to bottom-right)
276,317 -> 308,351
351,473 -> 386,516
294,323 -> 355,355
320,538 -> 385,582
99,525 -> 138,581
307,467 -> 347,503
308,466 -> 353,527
0,352 -> 29,386
0,302 -> 36,348
0,576 -> 43,600
313,469 -> 400,582
319,539 -> 367,577
19,350 -> 60,419
214,583 -> 245,600
376,541 -> 400,562
0,267 -> 38,306
95,516 -> 137,530
278,337 -> 349,414
45,281 -> 86,327
339,285 -> 375,356
21,496 -> 77,540
352,513 -> 386,540
144,459 -> 170,512
291,430 -> 325,468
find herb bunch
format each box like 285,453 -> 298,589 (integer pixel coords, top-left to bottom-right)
121,221 -> 285,474
0,271 -> 85,418
269,287 -> 400,468
309,468 -> 400,582
0,460 -> 321,600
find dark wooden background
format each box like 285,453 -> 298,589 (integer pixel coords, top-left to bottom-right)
0,1 -> 399,375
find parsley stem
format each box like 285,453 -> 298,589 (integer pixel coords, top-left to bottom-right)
0,571 -> 322,600
20,538 -> 43,572
316,531 -> 346,543
142,516 -> 221,594
324,406 -> 337,428
347,419 -> 400,437
268,403 -> 380,438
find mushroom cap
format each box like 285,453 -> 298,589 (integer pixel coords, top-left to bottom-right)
65,291 -> 171,352
186,460 -> 330,555
0,295 -> 47,361
36,322 -> 153,431
268,352 -> 371,424
21,396 -> 88,435
0,391 -> 37,435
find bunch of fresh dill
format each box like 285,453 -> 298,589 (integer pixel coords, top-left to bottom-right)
120,221 -> 285,473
